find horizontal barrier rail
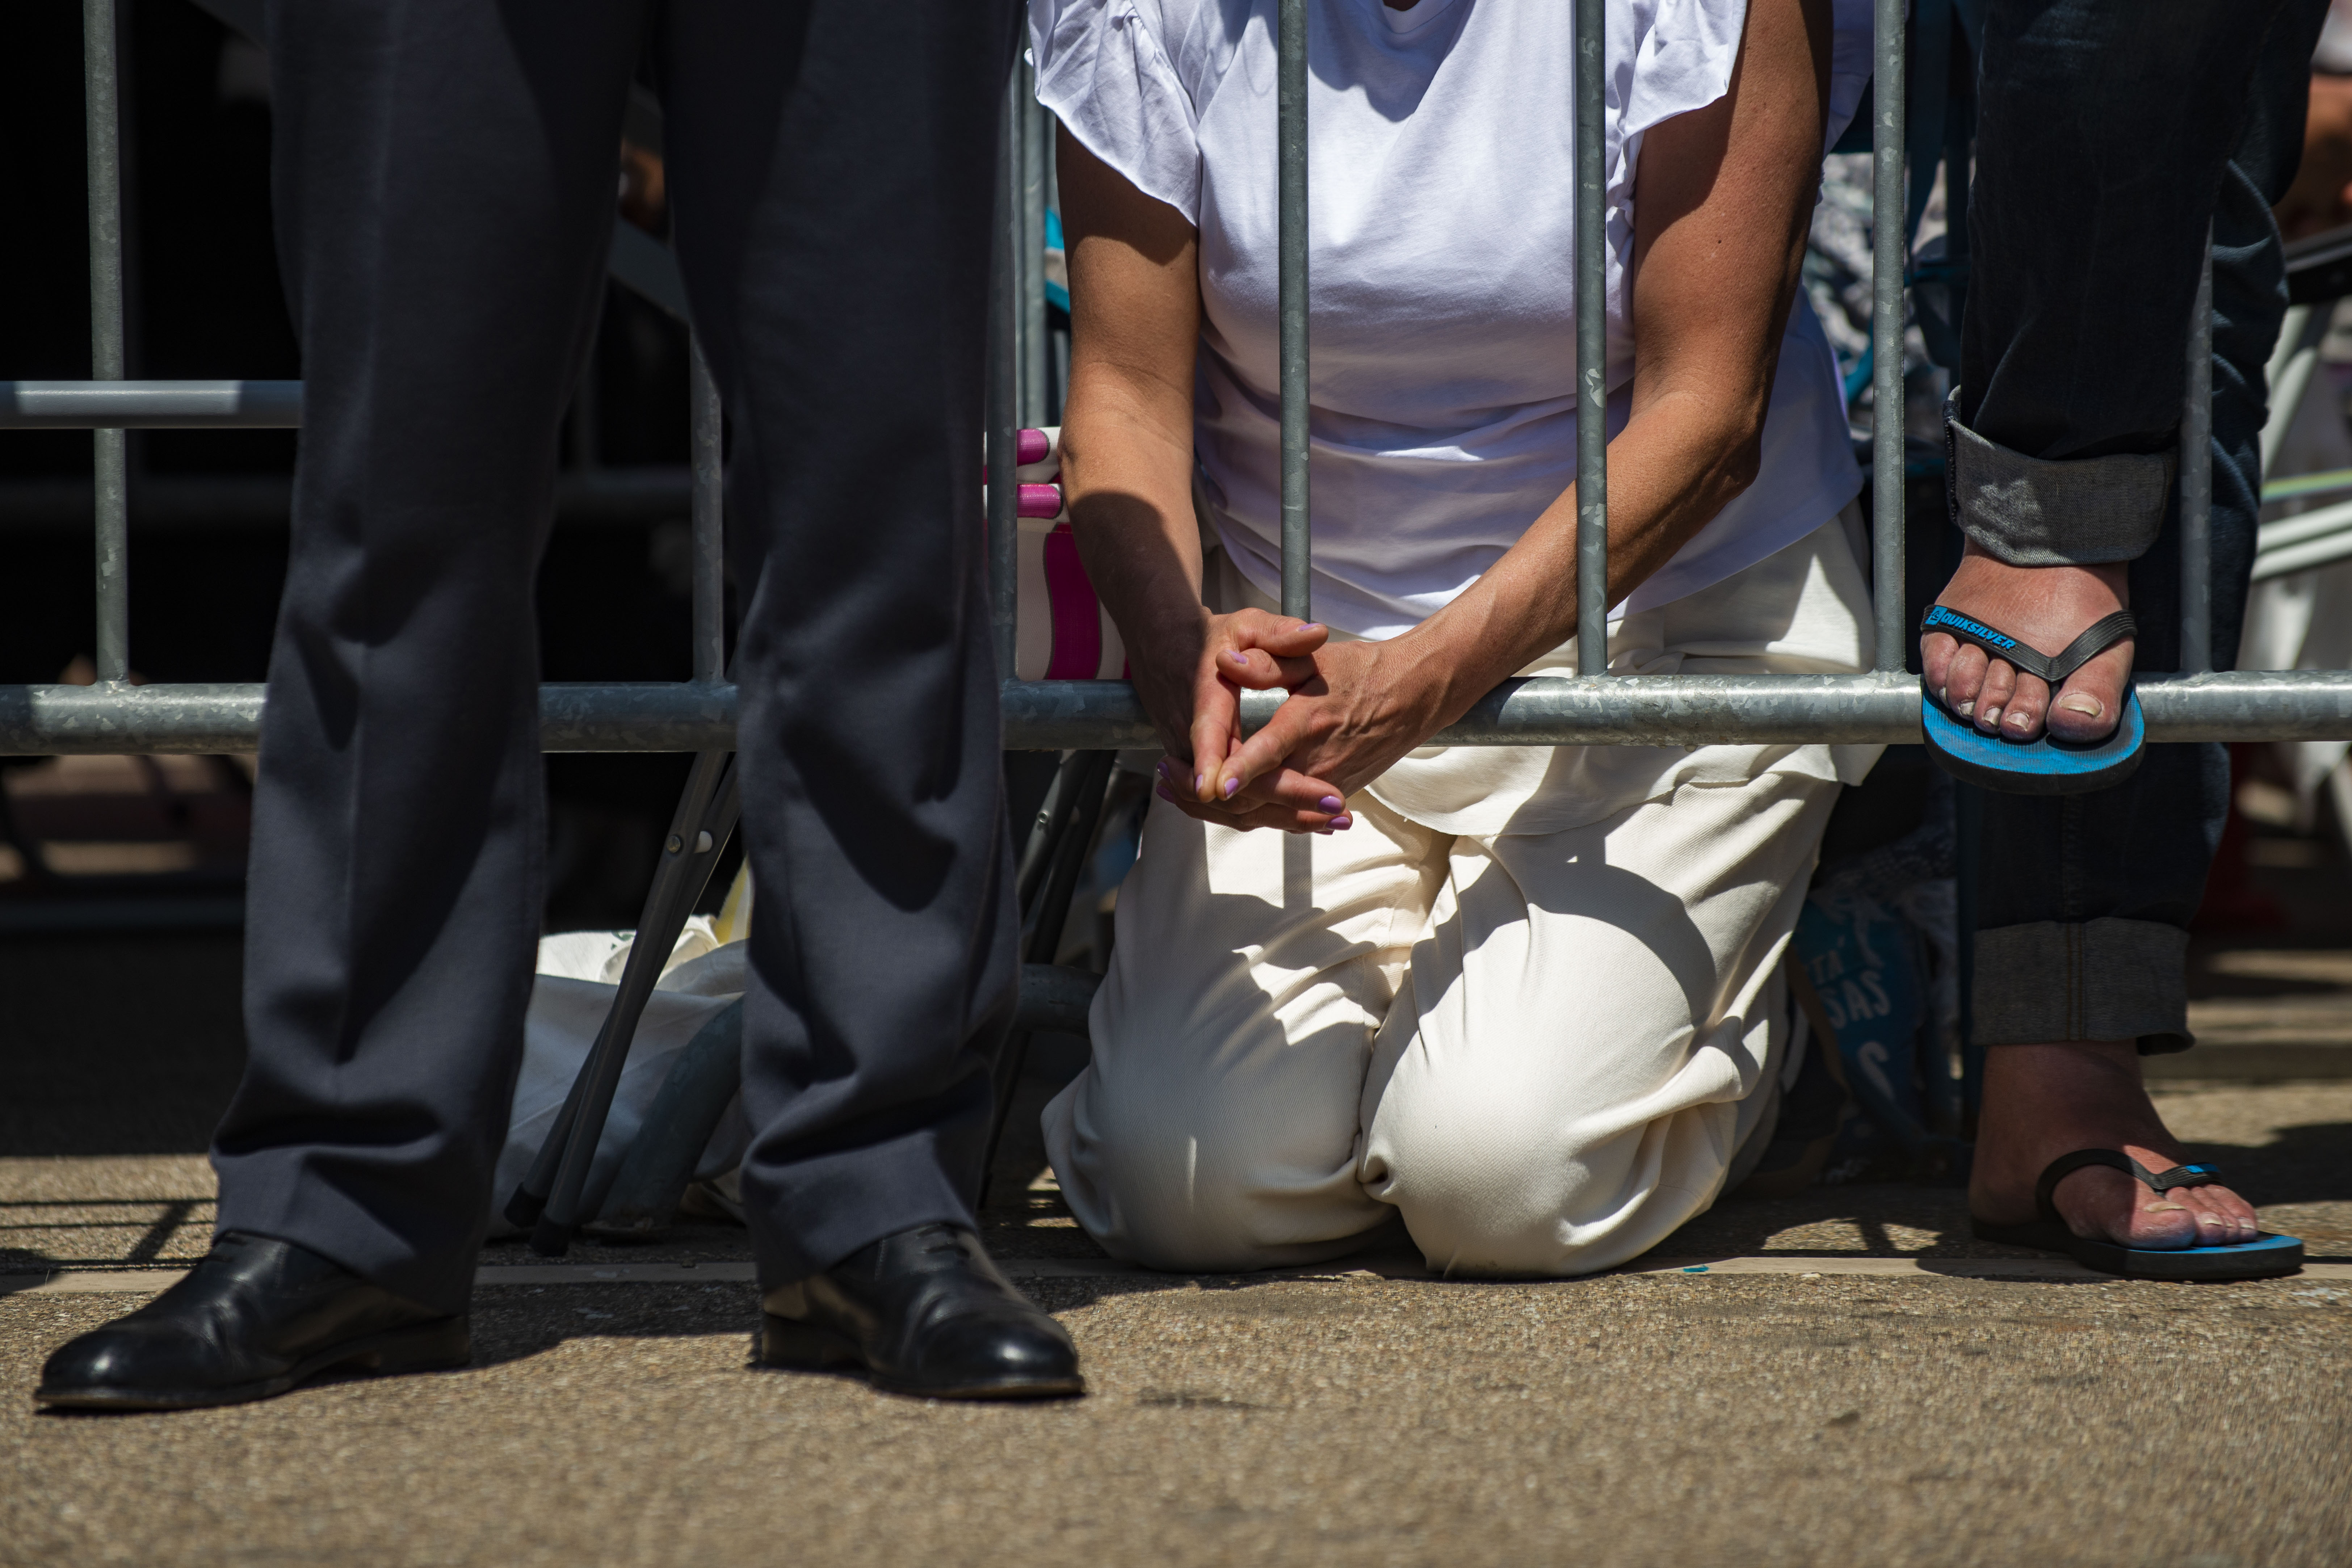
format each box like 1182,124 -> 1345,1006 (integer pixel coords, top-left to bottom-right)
0,682 -> 739,754
0,468 -> 696,532
7,671 -> 2352,756
1003,672 -> 2352,749
0,379 -> 302,428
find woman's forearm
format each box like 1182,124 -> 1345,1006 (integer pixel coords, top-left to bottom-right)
1054,124 -> 1214,663
1403,380 -> 1773,717
1059,375 -> 1210,653
1382,0 -> 1827,726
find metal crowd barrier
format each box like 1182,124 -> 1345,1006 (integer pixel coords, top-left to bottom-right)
986,0 -> 2352,751
8,0 -> 2352,763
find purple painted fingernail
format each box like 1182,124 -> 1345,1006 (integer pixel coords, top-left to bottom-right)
1330,814 -> 1353,831
1227,651 -> 1249,664
1300,623 -> 1324,633
1319,796 -> 1344,813
1222,777 -> 1240,799
1193,774 -> 1203,793
1154,782 -> 1175,802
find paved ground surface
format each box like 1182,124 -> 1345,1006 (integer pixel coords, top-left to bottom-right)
4,901 -> 2351,1564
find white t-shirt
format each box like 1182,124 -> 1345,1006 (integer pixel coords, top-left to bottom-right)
1032,0 -> 1874,639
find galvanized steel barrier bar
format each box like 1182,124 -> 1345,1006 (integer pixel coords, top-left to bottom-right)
989,70 -> 1022,679
998,671 -> 2352,749
1277,0 -> 1312,621
1870,0 -> 1907,673
8,4 -> 2352,760
0,381 -> 302,428
2181,235 -> 2216,674
1573,0 -> 1609,676
687,340 -> 727,684
1017,64 -> 1052,430
83,0 -> 129,686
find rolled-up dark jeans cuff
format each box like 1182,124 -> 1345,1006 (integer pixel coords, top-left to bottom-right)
1971,917 -> 2193,1054
1947,397 -> 2175,567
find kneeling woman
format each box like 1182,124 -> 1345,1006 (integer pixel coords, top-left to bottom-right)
1037,0 -> 1877,1275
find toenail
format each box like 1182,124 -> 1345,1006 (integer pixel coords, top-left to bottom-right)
2007,709 -> 2033,729
2058,694 -> 2104,718
1981,707 -> 2002,727
1956,699 -> 1974,716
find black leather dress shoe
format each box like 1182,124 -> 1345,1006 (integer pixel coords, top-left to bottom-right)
759,1224 -> 1083,1400
35,1231 -> 468,1412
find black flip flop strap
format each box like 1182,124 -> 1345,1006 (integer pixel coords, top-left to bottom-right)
1920,606 -> 2137,686
2031,1148 -> 2223,1225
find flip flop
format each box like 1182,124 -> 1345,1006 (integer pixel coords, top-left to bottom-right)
1971,1149 -> 2304,1281
1919,605 -> 2144,795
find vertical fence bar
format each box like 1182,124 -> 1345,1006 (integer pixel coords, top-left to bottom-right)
1870,0 -> 1907,673
687,335 -> 725,685
1018,68 -> 1050,430
84,0 -> 129,685
1573,0 -> 1608,677
1277,0 -> 1311,622
988,72 -> 1021,678
1046,122 -> 1070,423
2180,233 -> 2214,674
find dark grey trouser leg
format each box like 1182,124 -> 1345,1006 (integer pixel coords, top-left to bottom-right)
655,0 -> 1022,1285
1962,0 -> 2329,1052
213,0 -> 650,1316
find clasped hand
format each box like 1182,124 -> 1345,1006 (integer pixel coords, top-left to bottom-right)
1136,607 -> 1449,834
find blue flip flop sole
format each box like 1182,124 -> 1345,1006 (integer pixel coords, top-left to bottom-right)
1973,1217 -> 2304,1281
1921,685 -> 2146,795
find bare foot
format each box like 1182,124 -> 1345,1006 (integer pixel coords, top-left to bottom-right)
1971,1042 -> 2259,1249
1922,543 -> 2135,745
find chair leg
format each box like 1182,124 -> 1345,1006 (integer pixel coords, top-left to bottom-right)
507,749 -> 742,1254
585,998 -> 746,1237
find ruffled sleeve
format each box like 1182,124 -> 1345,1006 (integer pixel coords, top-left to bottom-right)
1616,0 -> 1746,155
1030,0 -> 1205,223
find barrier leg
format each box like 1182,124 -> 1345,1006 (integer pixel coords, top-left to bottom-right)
980,749 -> 1114,1202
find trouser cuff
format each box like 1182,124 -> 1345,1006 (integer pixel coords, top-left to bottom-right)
1947,393 -> 2173,567
1970,917 -> 2192,1054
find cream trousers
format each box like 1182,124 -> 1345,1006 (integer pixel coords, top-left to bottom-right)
1041,774 -> 1835,1277
1041,513 -> 1876,1277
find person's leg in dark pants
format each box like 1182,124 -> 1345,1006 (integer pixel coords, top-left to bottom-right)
647,2 -> 1075,1399
39,0 -> 1078,1409
1936,0 -> 2328,1250
653,0 -> 1022,1285
213,0 -> 650,1316
34,0 -> 651,1411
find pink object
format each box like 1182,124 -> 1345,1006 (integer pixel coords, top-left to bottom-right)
1017,483 -> 1063,519
1017,428 -> 1052,466
1041,525 -> 1102,680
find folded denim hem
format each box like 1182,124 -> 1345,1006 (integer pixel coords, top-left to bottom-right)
1947,399 -> 2174,567
1970,917 -> 2192,1054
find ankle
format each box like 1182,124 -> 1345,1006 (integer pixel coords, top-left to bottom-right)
1975,1042 -> 2179,1169
1981,1040 -> 2144,1116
